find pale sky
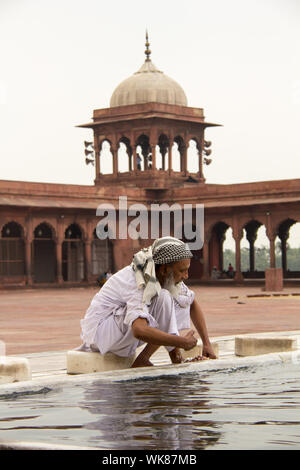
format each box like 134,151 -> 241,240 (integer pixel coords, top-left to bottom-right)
0,0 -> 299,188
1,0 -> 300,247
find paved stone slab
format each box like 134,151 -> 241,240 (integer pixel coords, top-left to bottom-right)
66,350 -> 136,374
0,376 -> 14,385
235,335 -> 298,356
0,356 -> 31,383
1,285 -> 300,355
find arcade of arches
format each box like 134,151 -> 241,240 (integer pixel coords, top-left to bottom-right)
1,196 -> 300,286
0,219 -> 113,285
98,134 -> 203,176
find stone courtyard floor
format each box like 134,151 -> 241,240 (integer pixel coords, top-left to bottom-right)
1,283 -> 300,355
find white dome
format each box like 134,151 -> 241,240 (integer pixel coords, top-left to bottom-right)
110,59 -> 188,108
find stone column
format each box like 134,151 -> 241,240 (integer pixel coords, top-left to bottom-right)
198,134 -> 204,178
150,144 -> 156,170
249,238 -> 255,272
265,212 -> 276,268
128,152 -> 132,172
168,136 -> 173,175
233,228 -> 243,282
55,237 -> 63,284
269,235 -> 276,269
94,136 -> 100,180
180,144 -> 187,175
280,233 -> 288,272
201,232 -> 210,280
246,232 -> 257,273
168,144 -> 172,174
24,216 -> 33,285
132,147 -> 138,173
95,149 -> 100,178
112,146 -> 118,175
25,237 -> 33,285
84,239 -> 92,282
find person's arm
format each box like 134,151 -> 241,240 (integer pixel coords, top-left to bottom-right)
190,298 -> 217,359
131,317 -> 197,351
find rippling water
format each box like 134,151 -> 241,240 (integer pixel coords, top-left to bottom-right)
0,362 -> 300,449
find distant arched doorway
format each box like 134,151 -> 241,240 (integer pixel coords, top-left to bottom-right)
0,221 -> 25,277
62,224 -> 85,282
91,229 -> 114,278
33,223 -> 56,283
209,221 -> 230,275
277,218 -> 300,277
183,225 -> 203,280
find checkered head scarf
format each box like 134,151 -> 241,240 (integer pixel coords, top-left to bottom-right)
131,236 -> 193,304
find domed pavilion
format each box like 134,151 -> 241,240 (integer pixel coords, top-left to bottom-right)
79,33 -> 220,189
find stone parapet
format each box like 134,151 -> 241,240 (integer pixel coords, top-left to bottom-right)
235,336 -> 297,356
0,356 -> 32,383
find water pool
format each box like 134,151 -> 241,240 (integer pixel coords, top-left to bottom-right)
0,361 -> 299,450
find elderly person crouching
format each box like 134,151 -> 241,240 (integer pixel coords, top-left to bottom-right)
79,237 -> 216,367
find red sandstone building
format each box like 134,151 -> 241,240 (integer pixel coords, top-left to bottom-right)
1,39 -> 299,288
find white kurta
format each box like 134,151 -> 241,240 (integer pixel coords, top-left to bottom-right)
80,265 -> 194,357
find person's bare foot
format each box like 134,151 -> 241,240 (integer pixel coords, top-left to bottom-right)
131,357 -> 154,368
169,348 -> 183,364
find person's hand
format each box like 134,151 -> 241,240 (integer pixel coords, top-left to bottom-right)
182,330 -> 197,351
202,343 -> 217,359
183,355 -> 208,363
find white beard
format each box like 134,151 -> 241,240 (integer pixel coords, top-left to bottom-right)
163,271 -> 182,299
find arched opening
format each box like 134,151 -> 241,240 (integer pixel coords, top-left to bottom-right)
286,222 -> 300,274
209,221 -> 230,278
157,134 -> 169,171
173,136 -> 185,172
254,225 -> 270,272
0,222 -> 25,277
187,139 -> 199,173
62,224 -> 85,282
171,141 -> 180,172
223,227 -> 236,277
276,219 -> 300,277
33,223 -> 56,283
118,137 -> 132,173
100,140 -> 113,174
136,134 -> 151,170
242,221 -> 269,277
91,228 -> 114,279
240,228 -> 250,272
117,142 -> 129,173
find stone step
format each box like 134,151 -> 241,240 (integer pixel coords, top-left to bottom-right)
66,350 -> 136,374
235,336 -> 297,356
66,341 -> 220,375
0,356 -> 32,384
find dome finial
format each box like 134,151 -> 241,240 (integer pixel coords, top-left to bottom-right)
145,30 -> 151,62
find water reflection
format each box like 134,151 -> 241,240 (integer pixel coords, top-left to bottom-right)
79,374 -> 222,450
1,363 -> 299,449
